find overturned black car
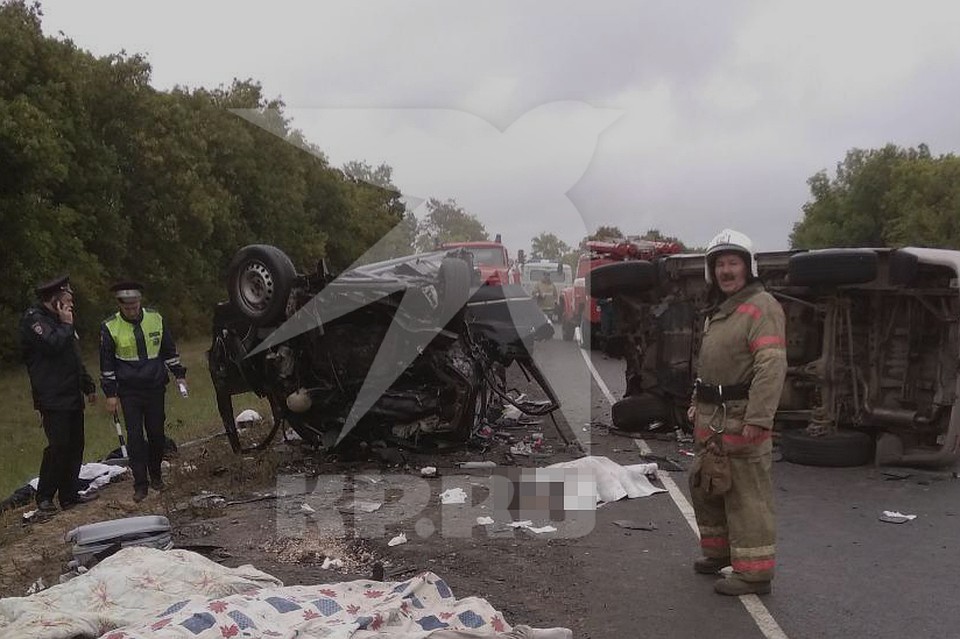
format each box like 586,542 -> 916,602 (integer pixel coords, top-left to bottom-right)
208,245 -> 558,453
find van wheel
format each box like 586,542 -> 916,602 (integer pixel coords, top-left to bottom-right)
612,394 -> 669,431
780,429 -> 874,467
788,249 -> 879,286
588,261 -> 657,298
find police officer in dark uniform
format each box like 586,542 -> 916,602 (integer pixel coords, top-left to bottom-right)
99,281 -> 187,502
20,275 -> 99,515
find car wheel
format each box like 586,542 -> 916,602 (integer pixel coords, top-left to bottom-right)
780,428 -> 874,467
788,249 -> 879,286
438,258 -> 472,320
587,260 -> 657,298
227,245 -> 297,326
612,393 -> 669,431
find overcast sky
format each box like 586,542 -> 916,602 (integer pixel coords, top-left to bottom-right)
38,0 -> 960,254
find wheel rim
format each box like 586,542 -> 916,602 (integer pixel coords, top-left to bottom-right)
237,260 -> 275,315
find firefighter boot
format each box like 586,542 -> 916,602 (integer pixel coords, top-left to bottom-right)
714,576 -> 771,596
694,556 -> 730,574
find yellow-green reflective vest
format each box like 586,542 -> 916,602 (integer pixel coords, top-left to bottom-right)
105,310 -> 163,362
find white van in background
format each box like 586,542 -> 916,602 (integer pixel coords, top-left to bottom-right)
520,260 -> 573,297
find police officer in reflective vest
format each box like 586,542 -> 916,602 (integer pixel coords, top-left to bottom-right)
20,275 -> 99,515
689,229 -> 787,596
99,281 -> 187,502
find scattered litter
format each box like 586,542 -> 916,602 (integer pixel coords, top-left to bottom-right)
675,429 -> 694,444
525,525 -> 557,534
300,503 -> 316,514
459,461 -> 497,469
388,533 -> 408,546
421,466 -> 438,477
22,509 -> 37,522
880,510 -> 917,524
356,475 -> 381,484
180,463 -> 198,473
25,577 -> 45,595
440,488 -> 468,505
284,428 -> 302,441
339,500 -> 382,514
321,557 -> 344,569
476,516 -> 495,526
508,520 -> 533,528
510,443 -> 533,456
235,409 -> 262,424
189,493 -> 226,508
680,450 -> 696,457
883,471 -> 913,481
613,520 -> 658,531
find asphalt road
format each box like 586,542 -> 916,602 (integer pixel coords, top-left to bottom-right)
530,336 -> 960,639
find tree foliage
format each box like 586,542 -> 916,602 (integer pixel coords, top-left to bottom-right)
0,1 -> 411,363
414,198 -> 488,252
530,232 -> 570,260
791,143 -> 960,249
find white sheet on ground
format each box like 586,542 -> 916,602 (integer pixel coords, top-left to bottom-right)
27,462 -> 128,495
0,548 -> 572,639
545,455 -> 665,504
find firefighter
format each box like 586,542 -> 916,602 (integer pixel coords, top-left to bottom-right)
533,272 -> 558,314
20,275 -> 99,515
100,281 -> 187,502
689,229 -> 786,596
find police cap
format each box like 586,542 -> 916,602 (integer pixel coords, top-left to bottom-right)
110,281 -> 144,300
34,275 -> 72,300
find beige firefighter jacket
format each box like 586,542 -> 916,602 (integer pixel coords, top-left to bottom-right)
693,281 -> 787,456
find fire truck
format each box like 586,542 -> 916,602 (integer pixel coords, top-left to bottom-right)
558,238 -> 682,347
441,235 -> 518,286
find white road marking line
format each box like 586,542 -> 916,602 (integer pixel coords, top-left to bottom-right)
579,347 -> 789,639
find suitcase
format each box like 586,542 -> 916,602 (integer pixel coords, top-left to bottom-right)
65,515 -> 173,567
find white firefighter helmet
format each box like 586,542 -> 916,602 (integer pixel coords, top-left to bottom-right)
704,228 -> 757,284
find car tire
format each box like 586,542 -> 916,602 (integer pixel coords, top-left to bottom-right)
439,258 -> 472,320
788,249 -> 879,286
227,244 -> 297,326
780,428 -> 874,467
612,393 -> 669,431
587,260 -> 657,298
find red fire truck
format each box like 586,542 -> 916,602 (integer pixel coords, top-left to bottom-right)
558,238 -> 682,347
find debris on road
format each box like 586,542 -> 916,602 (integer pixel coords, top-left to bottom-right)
388,532 -> 408,547
459,461 -> 497,469
440,488 -> 468,505
321,557 -> 344,569
612,520 -> 658,531
880,510 -> 918,524
300,502 -> 316,514
420,466 -> 438,477
477,516 -> 495,525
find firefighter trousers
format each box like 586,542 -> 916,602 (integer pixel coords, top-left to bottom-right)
690,451 -> 776,582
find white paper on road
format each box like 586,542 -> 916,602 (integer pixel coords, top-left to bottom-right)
544,456 -> 665,505
440,487 -> 468,504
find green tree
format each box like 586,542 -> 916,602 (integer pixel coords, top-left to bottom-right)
789,143 -> 953,249
530,232 -> 570,260
586,225 -> 624,243
415,198 -> 488,252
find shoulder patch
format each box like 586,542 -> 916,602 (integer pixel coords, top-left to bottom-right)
32,322 -> 43,336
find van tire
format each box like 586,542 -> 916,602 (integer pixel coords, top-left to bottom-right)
612,394 -> 669,431
788,249 -> 879,286
780,429 -> 874,467
588,261 -> 657,298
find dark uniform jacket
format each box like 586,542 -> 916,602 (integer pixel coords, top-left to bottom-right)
20,305 -> 96,411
